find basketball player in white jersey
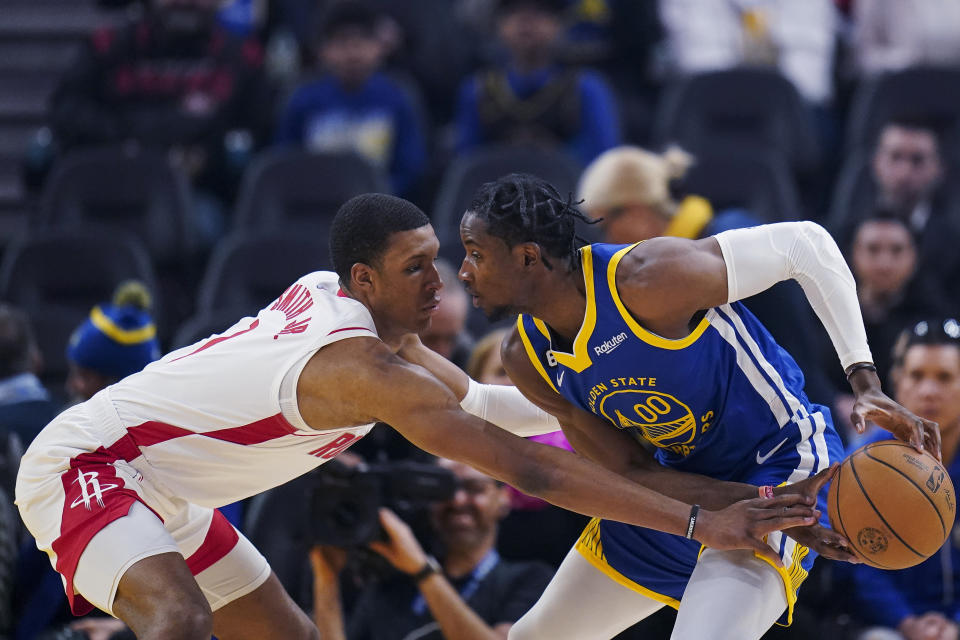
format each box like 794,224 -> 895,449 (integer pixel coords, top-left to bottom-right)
16,194 -> 821,640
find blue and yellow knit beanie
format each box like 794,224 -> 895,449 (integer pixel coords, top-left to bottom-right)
67,281 -> 161,380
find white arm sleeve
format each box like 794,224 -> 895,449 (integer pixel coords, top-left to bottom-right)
459,378 -> 562,437
714,221 -> 873,371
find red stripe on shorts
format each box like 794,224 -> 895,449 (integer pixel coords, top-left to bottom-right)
52,448 -> 155,615
185,509 -> 239,575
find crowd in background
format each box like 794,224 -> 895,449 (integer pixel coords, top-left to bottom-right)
2,0 -> 960,637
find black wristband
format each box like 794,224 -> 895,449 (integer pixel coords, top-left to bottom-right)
845,362 -> 877,379
685,504 -> 700,540
411,555 -> 441,583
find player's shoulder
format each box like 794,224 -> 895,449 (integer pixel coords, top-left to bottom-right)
275,271 -> 377,333
501,319 -> 542,376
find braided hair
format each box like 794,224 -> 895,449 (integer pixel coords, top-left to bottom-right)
467,173 -> 597,271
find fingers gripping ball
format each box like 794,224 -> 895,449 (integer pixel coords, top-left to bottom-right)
828,440 -> 955,569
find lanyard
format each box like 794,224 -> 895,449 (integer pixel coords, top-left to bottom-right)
411,549 -> 500,616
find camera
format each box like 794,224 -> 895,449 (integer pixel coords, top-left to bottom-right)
309,459 -> 456,546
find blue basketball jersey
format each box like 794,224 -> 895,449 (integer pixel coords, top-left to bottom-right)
516,243 -> 844,623
517,242 -> 834,481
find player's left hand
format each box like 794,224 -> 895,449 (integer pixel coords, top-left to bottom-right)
774,463 -> 837,503
851,386 -> 941,462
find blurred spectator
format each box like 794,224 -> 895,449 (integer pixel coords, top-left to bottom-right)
310,457 -> 554,640
0,305 -> 57,447
658,0 -> 838,107
275,0 -> 427,197
848,318 -> 960,639
850,212 -> 947,389
65,281 -> 161,404
577,145 -> 836,408
852,0 -> 960,74
418,260 -> 473,368
466,329 -> 586,567
454,0 -> 620,166
840,118 -> 960,316
48,0 -> 274,240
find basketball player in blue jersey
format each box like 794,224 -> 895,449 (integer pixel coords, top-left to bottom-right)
426,173 -> 940,639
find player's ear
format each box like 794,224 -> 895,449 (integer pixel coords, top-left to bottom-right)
350,262 -> 376,293
517,242 -> 541,267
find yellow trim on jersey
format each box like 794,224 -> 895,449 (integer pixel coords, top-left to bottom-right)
89,306 -> 156,345
575,518 -> 681,608
516,316 -> 559,394
549,246 -> 596,373
607,244 -> 710,350
696,536 -> 810,626
532,317 -> 552,341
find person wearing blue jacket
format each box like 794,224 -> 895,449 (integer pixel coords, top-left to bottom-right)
850,318 -> 960,640
275,1 -> 427,197
454,0 -> 620,167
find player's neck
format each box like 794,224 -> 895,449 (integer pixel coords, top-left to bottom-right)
529,268 -> 588,342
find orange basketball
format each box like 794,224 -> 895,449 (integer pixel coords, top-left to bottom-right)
828,440 -> 955,569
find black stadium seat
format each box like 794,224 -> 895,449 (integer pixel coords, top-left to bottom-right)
195,231 -> 330,317
431,145 -> 583,261
36,146 -> 193,263
0,229 -> 157,385
232,150 -> 388,235
677,148 -> 802,223
652,68 -> 820,172
845,67 -> 960,155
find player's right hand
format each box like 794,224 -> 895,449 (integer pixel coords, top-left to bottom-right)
695,494 -> 818,567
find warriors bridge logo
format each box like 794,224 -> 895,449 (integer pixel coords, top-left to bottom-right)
598,389 -> 699,455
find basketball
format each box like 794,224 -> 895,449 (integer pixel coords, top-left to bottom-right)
828,440 -> 955,569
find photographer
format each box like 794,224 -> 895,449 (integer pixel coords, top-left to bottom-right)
310,458 -> 554,640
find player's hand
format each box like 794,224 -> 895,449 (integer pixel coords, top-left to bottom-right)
782,522 -> 859,563
771,465 -> 859,562
774,463 -> 838,502
695,494 -> 818,567
851,386 -> 941,462
368,508 -> 429,575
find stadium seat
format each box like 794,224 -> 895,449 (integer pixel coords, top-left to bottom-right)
36,146 -> 193,263
827,151 -> 960,243
845,67 -> 960,155
651,68 -> 820,171
0,229 -> 157,385
431,145 -> 583,262
195,231 -> 331,316
232,149 -> 388,234
677,148 -> 802,222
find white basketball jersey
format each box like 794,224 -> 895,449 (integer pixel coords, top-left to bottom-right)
90,271 -> 379,507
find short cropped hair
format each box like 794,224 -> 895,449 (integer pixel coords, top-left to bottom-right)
329,193 -> 431,283
467,173 -> 595,272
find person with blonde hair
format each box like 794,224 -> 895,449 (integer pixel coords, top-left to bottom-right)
577,145 -> 739,243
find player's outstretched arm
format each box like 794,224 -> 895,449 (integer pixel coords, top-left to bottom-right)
396,333 -> 560,437
300,336 -> 817,564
